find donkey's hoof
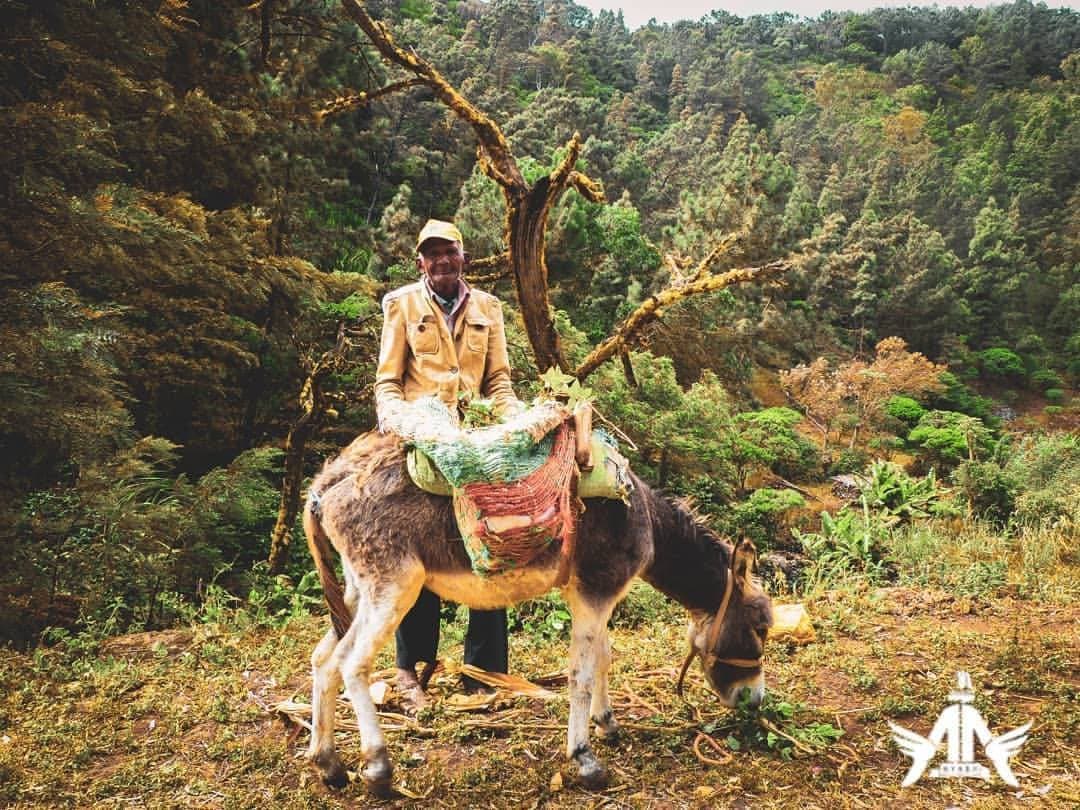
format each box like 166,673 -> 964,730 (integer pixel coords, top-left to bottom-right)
362,749 -> 394,797
573,747 -> 609,790
593,712 -> 622,744
312,751 -> 349,789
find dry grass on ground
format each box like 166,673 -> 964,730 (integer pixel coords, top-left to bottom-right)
1,579 -> 1077,809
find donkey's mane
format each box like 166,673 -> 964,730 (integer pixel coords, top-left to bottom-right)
665,494 -> 732,563
642,491 -> 732,614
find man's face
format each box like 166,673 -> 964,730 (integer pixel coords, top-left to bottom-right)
417,237 -> 466,300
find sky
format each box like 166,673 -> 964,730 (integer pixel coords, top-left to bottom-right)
574,0 -> 1077,30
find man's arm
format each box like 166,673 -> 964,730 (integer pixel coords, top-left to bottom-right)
373,295 -> 408,426
482,299 -> 519,415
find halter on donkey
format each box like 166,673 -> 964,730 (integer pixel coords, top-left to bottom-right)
302,430 -> 773,795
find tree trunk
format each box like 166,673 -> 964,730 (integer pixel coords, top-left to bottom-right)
267,408 -> 318,574
260,0 -> 274,71
620,348 -> 638,388
267,326 -> 347,574
506,179 -> 565,373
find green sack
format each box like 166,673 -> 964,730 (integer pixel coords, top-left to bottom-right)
407,446 -> 452,496
577,433 -> 633,502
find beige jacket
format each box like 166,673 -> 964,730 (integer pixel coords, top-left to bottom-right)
373,280 -> 517,420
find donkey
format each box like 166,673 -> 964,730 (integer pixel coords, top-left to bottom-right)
303,432 -> 774,794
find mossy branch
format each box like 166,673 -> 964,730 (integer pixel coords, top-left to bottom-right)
340,0 -> 522,188
469,251 -> 510,271
313,78 -> 425,125
466,252 -> 511,284
569,170 -> 605,203
573,259 -> 791,381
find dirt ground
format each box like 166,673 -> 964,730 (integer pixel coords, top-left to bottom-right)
1,583 -> 1077,809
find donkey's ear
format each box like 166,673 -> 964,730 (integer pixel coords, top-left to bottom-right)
732,538 -> 757,586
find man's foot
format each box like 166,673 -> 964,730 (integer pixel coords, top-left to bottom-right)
395,667 -> 427,714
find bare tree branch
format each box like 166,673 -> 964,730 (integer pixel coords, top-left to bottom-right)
466,268 -> 512,284
314,78 -> 425,124
469,251 -> 511,270
340,0 -> 523,188
569,170 -> 605,203
573,259 -> 792,380
268,324 -> 351,573
466,252 -> 511,284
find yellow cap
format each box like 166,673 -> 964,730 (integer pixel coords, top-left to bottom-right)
416,219 -> 464,252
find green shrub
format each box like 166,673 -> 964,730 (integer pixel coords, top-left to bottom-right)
1009,433 -> 1080,526
952,460 -> 1017,525
953,433 -> 1080,527
1044,388 -> 1065,404
1065,333 -> 1080,378
930,371 -> 996,422
1044,405 -> 1064,416
1030,369 -> 1063,391
978,347 -> 1026,380
908,410 -> 993,470
828,448 -> 870,476
885,395 -> 926,427
723,488 -> 806,549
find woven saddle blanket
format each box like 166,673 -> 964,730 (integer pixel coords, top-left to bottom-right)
382,397 -> 632,577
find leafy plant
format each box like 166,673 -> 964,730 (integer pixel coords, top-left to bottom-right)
507,592 -> 571,642
1030,369 -> 1063,391
718,690 -> 844,760
885,395 -> 926,427
244,568 -> 324,627
537,367 -> 594,411
907,409 -> 993,469
794,504 -> 891,585
859,461 -> 953,524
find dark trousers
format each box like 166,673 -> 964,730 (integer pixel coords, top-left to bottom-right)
395,587 -> 507,686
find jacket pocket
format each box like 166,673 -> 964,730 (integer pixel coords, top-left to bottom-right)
409,315 -> 440,355
465,316 -> 490,353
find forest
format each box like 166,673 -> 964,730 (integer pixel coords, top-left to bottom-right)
0,1 -> 1078,806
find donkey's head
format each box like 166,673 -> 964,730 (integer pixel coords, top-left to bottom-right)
685,538 -> 773,708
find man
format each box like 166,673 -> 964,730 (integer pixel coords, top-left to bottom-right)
374,218 -> 518,706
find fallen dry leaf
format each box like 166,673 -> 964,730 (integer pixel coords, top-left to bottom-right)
445,691 -> 498,712
458,664 -> 558,699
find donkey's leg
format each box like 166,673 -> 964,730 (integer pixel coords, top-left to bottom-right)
307,572 -> 361,787
335,563 -> 425,796
588,626 -> 621,742
564,590 -> 618,789
307,627 -> 347,787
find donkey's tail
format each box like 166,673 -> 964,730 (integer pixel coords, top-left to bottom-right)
304,493 -> 352,639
